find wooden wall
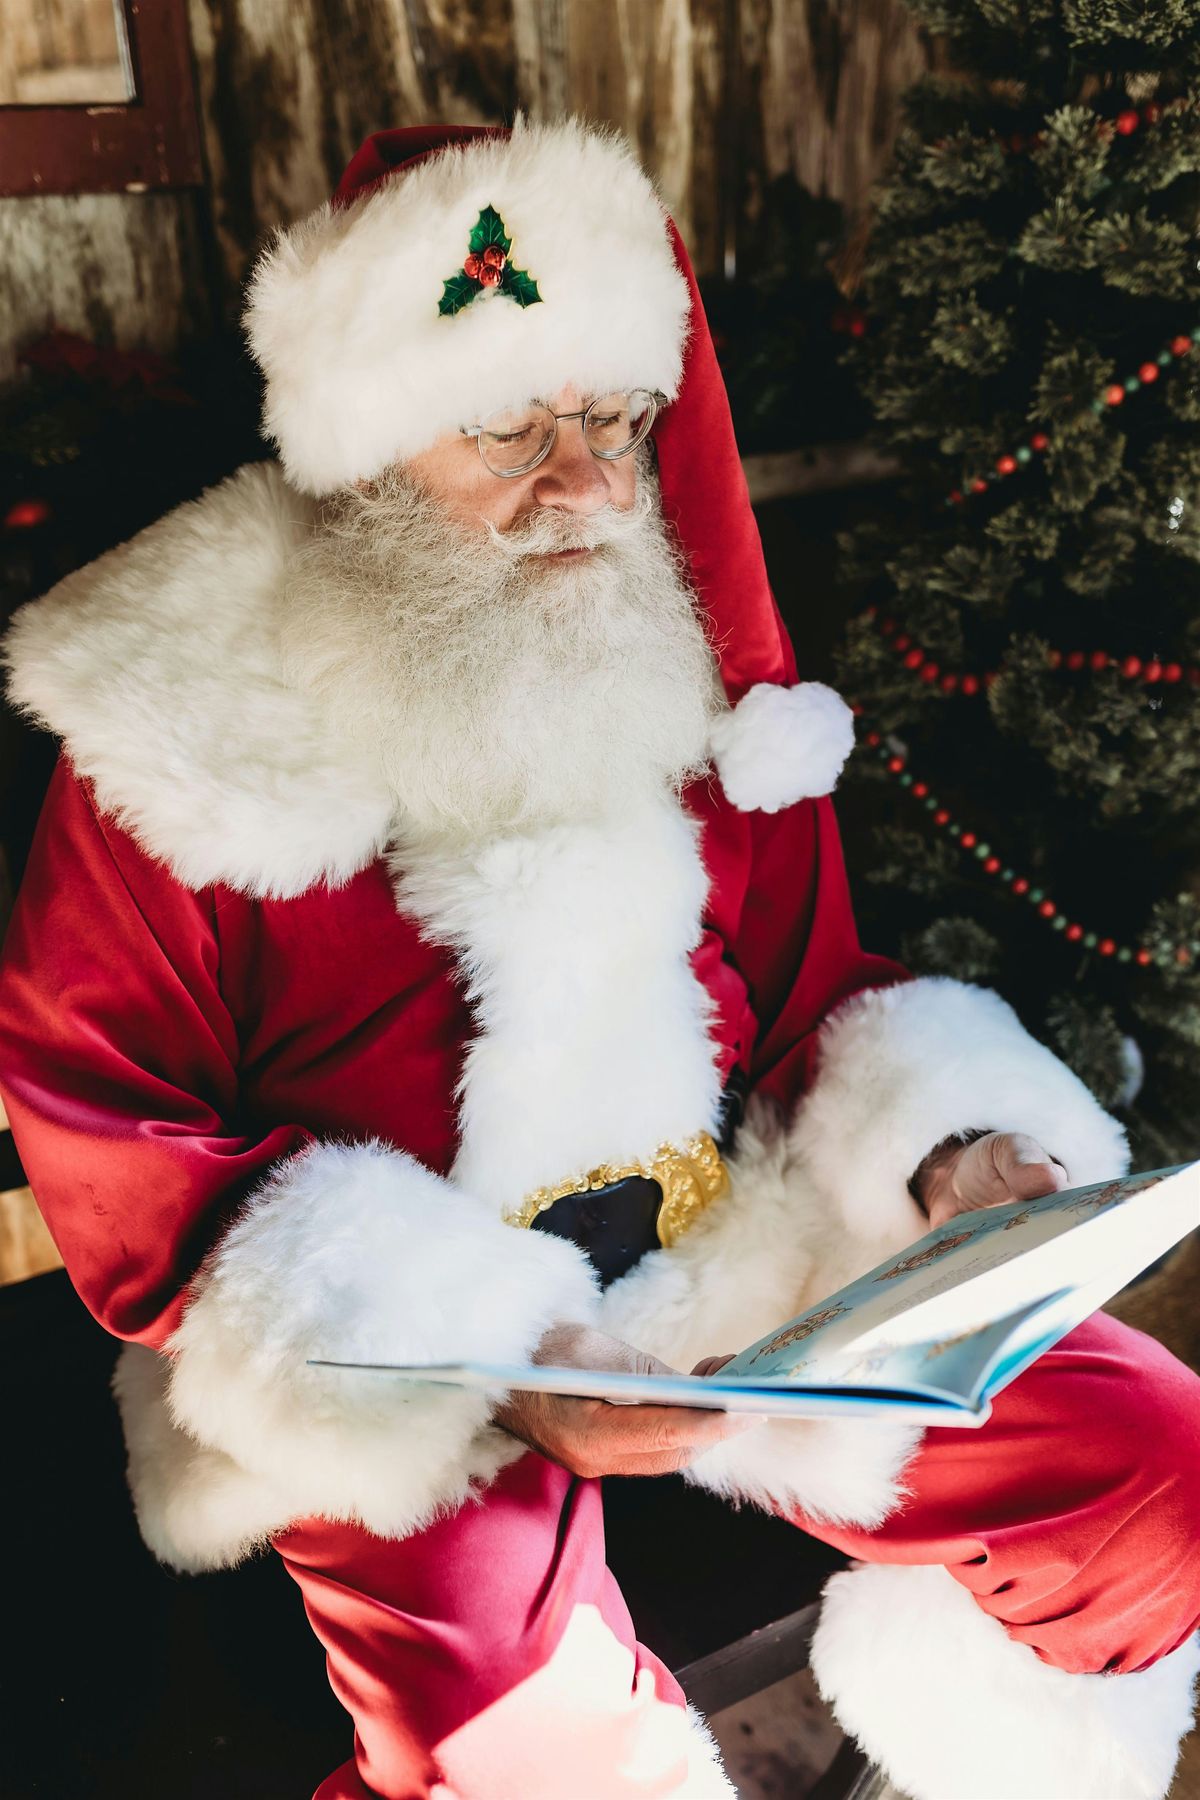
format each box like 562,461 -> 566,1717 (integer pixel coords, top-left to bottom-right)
0,0 -> 933,380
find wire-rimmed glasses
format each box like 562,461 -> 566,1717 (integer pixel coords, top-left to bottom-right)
461,389 -> 664,477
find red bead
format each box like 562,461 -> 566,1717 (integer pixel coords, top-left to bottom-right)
1120,655 -> 1142,678
849,316 -> 867,338
1030,432 -> 1049,451
1135,948 -> 1153,966
904,647 -> 923,669
1176,946 -> 1193,966
996,454 -> 1017,475
1038,899 -> 1056,918
1116,109 -> 1140,135
971,478 -> 989,494
1089,650 -> 1109,671
934,809 -> 951,826
478,262 -> 504,288
887,755 -> 906,773
1164,662 -> 1183,683
894,634 -> 911,652
1171,335 -> 1193,357
1066,923 -> 1083,941
949,490 -> 964,505
462,252 -> 483,280
961,674 -> 980,696
1105,383 -> 1126,406
1012,877 -> 1030,895
984,856 -> 1001,874
1144,660 -> 1163,682
960,832 -> 977,849
1048,649 -> 1063,668
850,701 -> 865,716
1066,650 -> 1086,671
866,731 -> 881,747
1098,938 -> 1116,956
3,498 -> 51,530
1139,362 -> 1160,384
940,672 -> 960,693
919,663 -> 939,683
912,781 -> 929,798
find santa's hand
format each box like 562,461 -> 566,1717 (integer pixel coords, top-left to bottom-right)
914,1130 -> 1069,1230
491,1323 -> 758,1478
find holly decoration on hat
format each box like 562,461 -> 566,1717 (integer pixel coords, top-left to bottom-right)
439,206 -> 542,317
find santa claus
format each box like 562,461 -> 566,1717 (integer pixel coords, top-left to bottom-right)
1,119 -> 1197,1800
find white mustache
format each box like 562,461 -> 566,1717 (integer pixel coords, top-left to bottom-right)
484,485 -> 655,560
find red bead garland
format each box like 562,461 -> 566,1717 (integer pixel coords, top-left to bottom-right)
863,608 -> 1200,692
851,719 -> 1193,972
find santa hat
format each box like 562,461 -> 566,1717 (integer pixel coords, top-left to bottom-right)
243,117 -> 854,812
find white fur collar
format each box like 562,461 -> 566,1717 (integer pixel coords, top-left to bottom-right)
3,460 -> 856,899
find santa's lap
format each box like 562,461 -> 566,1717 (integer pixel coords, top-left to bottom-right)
275,1310 -> 1200,1798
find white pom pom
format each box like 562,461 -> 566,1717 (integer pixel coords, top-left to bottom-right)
1117,1034 -> 1145,1107
709,681 -> 855,813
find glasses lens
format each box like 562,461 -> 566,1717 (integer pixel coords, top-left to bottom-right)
584,390 -> 657,460
478,402 -> 555,475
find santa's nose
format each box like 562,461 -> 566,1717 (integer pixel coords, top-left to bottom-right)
530,422 -> 613,514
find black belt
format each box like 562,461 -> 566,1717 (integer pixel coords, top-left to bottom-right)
530,1071 -> 746,1288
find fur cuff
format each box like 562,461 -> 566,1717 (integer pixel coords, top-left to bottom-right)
709,682 -> 855,813
118,1140 -> 598,1569
792,976 -> 1130,1252
810,1563 -> 1200,1800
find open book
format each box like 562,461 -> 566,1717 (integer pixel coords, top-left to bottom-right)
312,1161 -> 1199,1426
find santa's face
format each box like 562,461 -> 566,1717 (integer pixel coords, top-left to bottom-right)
402,384 -> 638,540
283,394 -> 722,845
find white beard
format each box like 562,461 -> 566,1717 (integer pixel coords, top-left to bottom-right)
280,458 -> 723,845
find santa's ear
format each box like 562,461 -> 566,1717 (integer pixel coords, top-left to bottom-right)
709,681 -> 855,813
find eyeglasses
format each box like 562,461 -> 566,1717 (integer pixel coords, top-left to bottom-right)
461,389 -> 664,478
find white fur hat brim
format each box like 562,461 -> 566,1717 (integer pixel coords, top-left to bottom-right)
243,118 -> 691,497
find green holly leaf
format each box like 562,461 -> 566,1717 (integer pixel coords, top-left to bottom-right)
439,271 -> 481,317
501,265 -> 542,308
469,205 -> 512,257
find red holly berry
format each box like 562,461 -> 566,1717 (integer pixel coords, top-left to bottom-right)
1138,362 -> 1160,384
481,244 -> 506,270
1171,335 -> 1193,357
478,263 -> 504,288
463,252 -> 483,280
1115,109 -> 1140,135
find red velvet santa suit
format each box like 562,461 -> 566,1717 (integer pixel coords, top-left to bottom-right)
1,120 -> 1197,1800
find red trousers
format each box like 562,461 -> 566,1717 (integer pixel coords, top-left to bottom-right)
275,1314 -> 1200,1799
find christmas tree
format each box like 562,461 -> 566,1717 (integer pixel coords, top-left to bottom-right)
834,0 -> 1200,1165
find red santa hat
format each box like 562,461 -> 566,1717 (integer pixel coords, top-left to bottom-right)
243,117 -> 854,811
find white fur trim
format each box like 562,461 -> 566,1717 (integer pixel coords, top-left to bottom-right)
394,800 -> 723,1210
792,976 -> 1130,1253
598,1100 -> 921,1528
810,1562 -> 1200,1800
244,118 -> 691,495
709,682 -> 855,812
118,1139 -> 598,1570
3,461 -> 394,899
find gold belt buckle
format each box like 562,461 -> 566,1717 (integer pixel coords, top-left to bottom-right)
506,1131 -> 730,1249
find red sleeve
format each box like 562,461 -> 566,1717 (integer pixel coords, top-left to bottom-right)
0,759 -> 311,1348
737,794 -> 912,1112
